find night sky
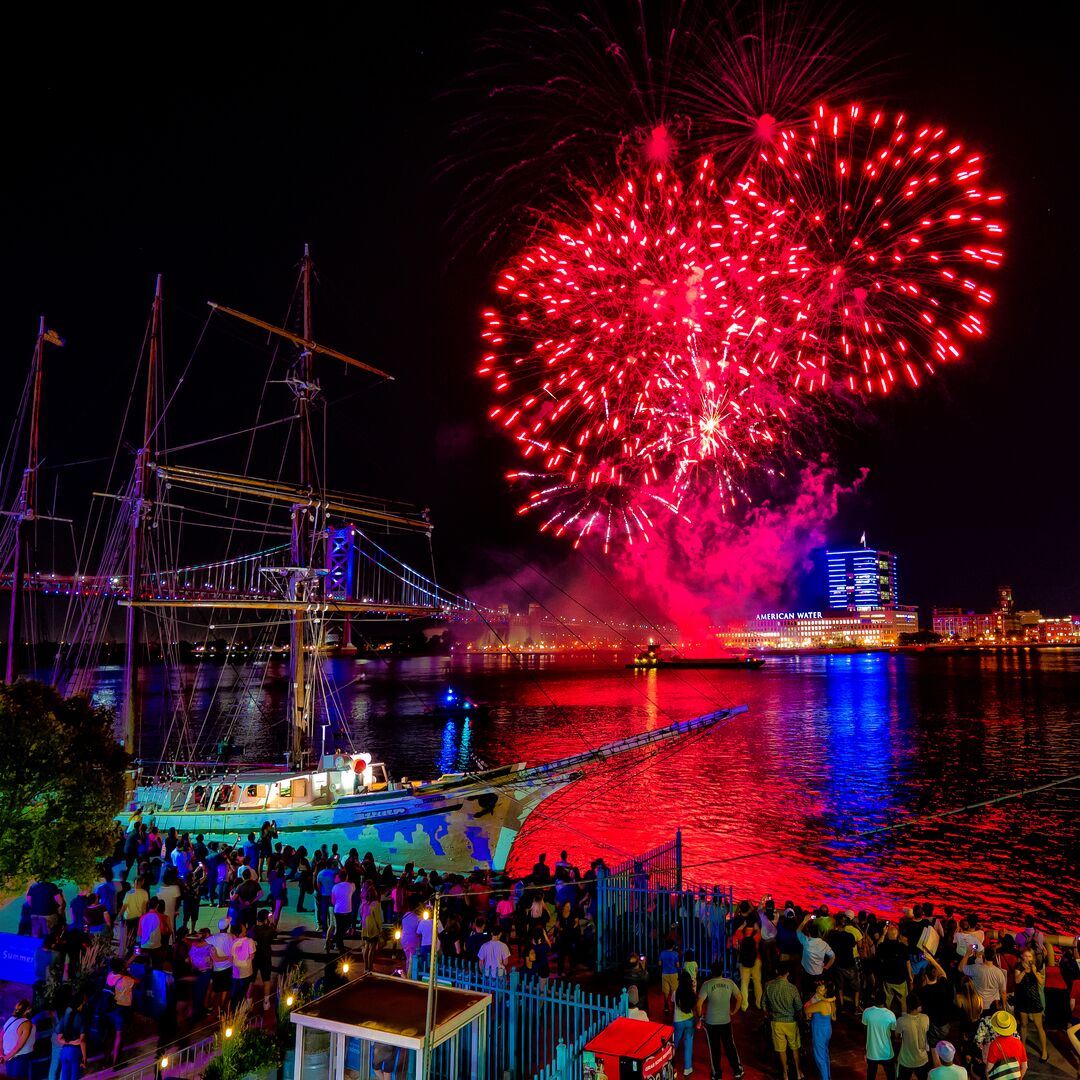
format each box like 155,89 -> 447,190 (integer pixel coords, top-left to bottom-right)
2,2 -> 1076,621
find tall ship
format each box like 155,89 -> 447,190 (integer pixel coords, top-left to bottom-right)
3,253 -> 748,872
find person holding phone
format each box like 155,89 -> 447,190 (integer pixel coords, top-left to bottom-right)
1013,947 -> 1047,1061
961,945 -> 1006,1016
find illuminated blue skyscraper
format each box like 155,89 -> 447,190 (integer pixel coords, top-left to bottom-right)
826,547 -> 899,611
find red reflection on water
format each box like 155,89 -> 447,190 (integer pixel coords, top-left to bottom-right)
479,653 -> 1080,932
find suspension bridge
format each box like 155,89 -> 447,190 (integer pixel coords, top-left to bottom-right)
0,525 -> 474,618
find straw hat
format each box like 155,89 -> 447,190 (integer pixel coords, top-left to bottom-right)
990,1011 -> 1017,1038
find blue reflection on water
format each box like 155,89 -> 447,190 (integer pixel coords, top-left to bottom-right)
436,718 -> 472,774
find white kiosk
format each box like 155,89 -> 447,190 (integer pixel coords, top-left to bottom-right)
291,972 -> 491,1079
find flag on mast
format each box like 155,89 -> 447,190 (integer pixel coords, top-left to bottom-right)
43,328 -> 65,347
859,531 -> 867,548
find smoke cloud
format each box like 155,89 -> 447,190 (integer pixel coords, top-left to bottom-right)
613,460 -> 866,640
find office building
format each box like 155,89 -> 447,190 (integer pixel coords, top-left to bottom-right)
717,606 -> 919,650
826,548 -> 899,611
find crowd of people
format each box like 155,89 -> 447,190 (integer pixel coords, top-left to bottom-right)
622,897 -> 1080,1080
1,830 -> 609,1077
4,826 -> 1079,1080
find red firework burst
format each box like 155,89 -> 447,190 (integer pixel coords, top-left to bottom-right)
478,159 -> 803,550
746,103 -> 1007,395
479,110 -> 1007,552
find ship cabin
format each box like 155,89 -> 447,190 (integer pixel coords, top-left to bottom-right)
139,753 -> 393,815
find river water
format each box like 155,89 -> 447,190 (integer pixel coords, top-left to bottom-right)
88,649 -> 1080,929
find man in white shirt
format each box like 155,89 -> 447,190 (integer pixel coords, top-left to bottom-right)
961,946 -> 1006,1014
797,913 -> 836,979
207,919 -> 235,1015
417,910 -> 442,955
331,873 -> 355,954
626,985 -> 650,1021
477,927 -> 511,976
230,923 -> 257,1006
137,900 -> 164,967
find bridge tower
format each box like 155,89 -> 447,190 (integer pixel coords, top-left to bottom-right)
326,525 -> 357,647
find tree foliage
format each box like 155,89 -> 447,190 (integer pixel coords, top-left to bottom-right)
0,680 -> 128,888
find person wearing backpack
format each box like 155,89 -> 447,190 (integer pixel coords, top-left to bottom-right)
0,1001 -> 36,1078
105,958 -> 139,1069
736,918 -> 763,1010
983,1011 -> 1027,1080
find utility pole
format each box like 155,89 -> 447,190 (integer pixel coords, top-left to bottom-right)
420,893 -> 441,1080
122,276 -> 161,753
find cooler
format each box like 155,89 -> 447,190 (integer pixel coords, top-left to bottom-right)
582,1017 -> 675,1080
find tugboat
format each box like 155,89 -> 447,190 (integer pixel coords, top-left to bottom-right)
422,687 -> 491,720
628,642 -> 765,670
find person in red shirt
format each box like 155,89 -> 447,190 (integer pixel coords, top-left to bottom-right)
983,1011 -> 1027,1080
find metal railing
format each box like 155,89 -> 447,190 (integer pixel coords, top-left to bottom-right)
106,1034 -> 216,1079
595,832 -> 737,976
415,955 -> 627,1080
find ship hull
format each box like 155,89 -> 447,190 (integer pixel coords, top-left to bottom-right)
129,772 -> 573,873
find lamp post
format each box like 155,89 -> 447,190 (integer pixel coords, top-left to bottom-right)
420,893 -> 441,1080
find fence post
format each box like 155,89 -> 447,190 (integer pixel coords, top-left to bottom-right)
554,1038 -> 568,1080
507,968 -> 519,1080
595,866 -> 606,972
619,987 -> 629,1018
675,828 -> 683,893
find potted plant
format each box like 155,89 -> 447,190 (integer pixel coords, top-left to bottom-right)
202,1001 -> 284,1080
275,966 -> 314,1080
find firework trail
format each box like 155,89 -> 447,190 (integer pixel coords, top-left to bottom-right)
450,0 -> 878,249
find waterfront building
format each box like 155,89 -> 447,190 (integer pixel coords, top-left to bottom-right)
932,607 -> 998,641
717,606 -> 919,650
933,585 -> 1080,643
1036,616 -> 1080,644
826,547 -> 899,610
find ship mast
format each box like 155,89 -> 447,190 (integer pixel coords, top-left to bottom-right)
288,246 -> 316,766
121,275 -> 161,753
5,318 -> 59,683
122,261 -> 417,765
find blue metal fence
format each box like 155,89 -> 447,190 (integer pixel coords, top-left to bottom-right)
596,831 -> 736,977
414,955 -> 626,1080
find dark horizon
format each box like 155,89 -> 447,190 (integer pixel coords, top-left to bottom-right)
2,2 -> 1076,622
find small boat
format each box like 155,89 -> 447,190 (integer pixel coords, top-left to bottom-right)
628,642 -> 765,670
421,687 -> 491,719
